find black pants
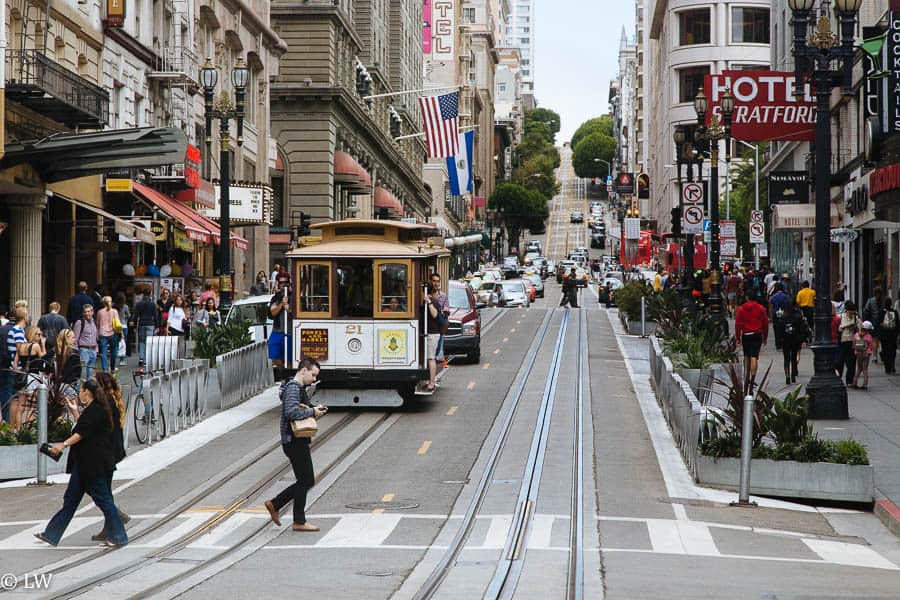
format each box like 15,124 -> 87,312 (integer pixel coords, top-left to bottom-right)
801,307 -> 814,331
272,439 -> 315,524
782,344 -> 800,377
839,341 -> 856,385
882,339 -> 897,374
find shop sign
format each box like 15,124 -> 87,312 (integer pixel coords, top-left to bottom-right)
117,219 -> 151,243
768,171 -> 809,205
703,71 -> 815,141
889,13 -> 900,133
637,173 -> 650,199
472,196 -> 486,207
106,178 -> 133,193
201,185 -> 269,223
300,328 -> 329,361
432,0 -> 454,60
175,178 -> 216,208
616,172 -> 635,195
423,0 -> 433,54
106,0 -> 125,27
871,163 -> 900,198
173,229 -> 193,252
830,227 -> 859,243
150,220 -> 167,241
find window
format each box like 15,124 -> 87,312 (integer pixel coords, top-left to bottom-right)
732,7 -> 769,44
336,260 -> 373,317
678,66 -> 709,104
448,287 -> 471,309
299,262 -> 331,315
679,9 -> 711,45
463,7 -> 475,23
375,261 -> 411,317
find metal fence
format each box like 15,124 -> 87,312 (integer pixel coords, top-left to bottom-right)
650,336 -> 703,480
145,336 -> 186,372
138,359 -> 210,444
216,341 -> 274,410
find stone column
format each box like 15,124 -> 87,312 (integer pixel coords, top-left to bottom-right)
7,193 -> 47,315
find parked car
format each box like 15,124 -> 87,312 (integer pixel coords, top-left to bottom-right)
524,273 -> 545,297
522,278 -> 537,302
499,280 -> 530,308
475,282 -> 500,307
224,294 -> 274,342
598,277 -> 624,308
443,280 -> 482,363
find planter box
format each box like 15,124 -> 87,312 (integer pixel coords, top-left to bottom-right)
696,454 -> 874,503
0,445 -> 69,480
625,319 -> 656,336
675,367 -> 713,401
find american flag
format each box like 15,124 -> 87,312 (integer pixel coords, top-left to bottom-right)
418,92 -> 460,158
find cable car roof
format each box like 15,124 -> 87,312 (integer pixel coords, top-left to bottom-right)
285,219 -> 450,259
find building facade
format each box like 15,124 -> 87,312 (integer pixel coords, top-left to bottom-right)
611,28 -> 638,184
504,0 -> 533,109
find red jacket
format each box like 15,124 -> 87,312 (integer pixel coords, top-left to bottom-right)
735,300 -> 768,342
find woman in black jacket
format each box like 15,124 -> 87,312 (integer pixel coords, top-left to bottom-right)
34,379 -> 129,547
55,329 -> 82,385
780,299 -> 810,385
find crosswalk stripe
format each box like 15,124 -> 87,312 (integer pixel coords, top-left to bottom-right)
646,519 -> 686,554
2,517 -> 102,548
481,515 -> 512,549
316,514 -> 402,547
189,513 -> 256,548
145,513 -> 211,547
676,521 -> 720,556
802,538 -> 899,571
528,513 -> 555,550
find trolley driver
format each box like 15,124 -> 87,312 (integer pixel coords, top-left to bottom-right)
269,275 -> 293,369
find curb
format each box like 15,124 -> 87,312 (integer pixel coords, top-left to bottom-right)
875,498 -> 900,538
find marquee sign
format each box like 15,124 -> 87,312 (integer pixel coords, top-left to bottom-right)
703,71 -> 815,141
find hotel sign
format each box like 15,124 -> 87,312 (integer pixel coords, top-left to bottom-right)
432,0 -> 454,60
106,0 -> 125,27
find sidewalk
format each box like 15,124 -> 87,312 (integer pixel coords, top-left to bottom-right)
750,324 -> 900,535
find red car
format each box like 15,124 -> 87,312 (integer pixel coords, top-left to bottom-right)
443,280 -> 482,363
522,278 -> 537,302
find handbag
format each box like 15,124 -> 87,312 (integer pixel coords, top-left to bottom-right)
290,416 -> 318,438
112,312 -> 124,335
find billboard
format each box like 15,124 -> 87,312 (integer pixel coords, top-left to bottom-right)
768,171 -> 809,205
703,71 -> 815,142
423,0 -> 433,54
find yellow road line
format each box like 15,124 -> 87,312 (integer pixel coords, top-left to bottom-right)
417,440 -> 432,455
372,508 -> 385,514
483,362 -> 490,369
382,493 -> 395,502
446,406 -> 459,416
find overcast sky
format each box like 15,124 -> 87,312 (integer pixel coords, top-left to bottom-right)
534,1 -> 636,144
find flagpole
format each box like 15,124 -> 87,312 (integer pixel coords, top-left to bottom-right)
364,85 -> 461,101
394,125 -> 478,142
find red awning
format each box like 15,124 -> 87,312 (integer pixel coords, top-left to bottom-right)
374,187 -> 403,214
132,182 -> 249,251
334,151 -> 371,193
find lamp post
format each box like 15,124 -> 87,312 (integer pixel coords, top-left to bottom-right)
673,126 -> 696,296
200,56 -> 249,312
694,87 -> 734,334
788,0 -> 860,419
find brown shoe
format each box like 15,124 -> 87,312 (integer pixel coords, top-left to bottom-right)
291,522 -> 320,532
264,500 -> 281,527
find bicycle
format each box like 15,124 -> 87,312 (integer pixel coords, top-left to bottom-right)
132,363 -> 167,444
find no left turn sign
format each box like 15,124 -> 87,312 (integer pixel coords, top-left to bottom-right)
684,205 -> 703,225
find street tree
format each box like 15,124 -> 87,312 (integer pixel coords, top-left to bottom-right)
570,115 -> 614,150
572,132 -> 616,179
489,182 -> 548,254
525,108 -> 561,141
514,153 -> 560,201
725,143 -> 769,260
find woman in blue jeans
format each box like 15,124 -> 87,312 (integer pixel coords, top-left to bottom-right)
34,379 -> 128,548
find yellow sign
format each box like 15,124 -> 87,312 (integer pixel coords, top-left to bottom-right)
173,229 -> 193,251
105,178 -> 133,192
150,220 -> 167,241
378,329 -> 407,363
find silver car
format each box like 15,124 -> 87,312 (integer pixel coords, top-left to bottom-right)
499,280 -> 530,308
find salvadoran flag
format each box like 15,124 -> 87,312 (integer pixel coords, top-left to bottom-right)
447,130 -> 474,196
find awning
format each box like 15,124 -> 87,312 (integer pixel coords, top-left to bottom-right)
334,151 -> 371,194
131,182 -> 249,251
49,191 -> 156,245
773,204 -> 840,229
374,187 -> 403,214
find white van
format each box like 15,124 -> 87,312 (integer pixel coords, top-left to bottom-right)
224,294 -> 274,342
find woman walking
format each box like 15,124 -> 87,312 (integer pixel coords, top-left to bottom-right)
166,295 -> 188,336
96,296 -> 121,373
55,329 -> 82,421
779,300 -> 810,385
853,321 -> 875,390
880,297 -> 899,374
35,379 -> 129,547
264,358 -> 326,532
838,301 -> 862,386
113,292 -> 131,358
194,298 -> 221,329
90,372 -> 130,541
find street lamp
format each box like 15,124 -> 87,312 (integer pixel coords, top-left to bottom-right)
673,126 -> 697,298
201,56 -> 249,311
788,0 -> 860,419
694,87 -> 734,335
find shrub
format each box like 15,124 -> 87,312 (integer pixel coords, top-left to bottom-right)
614,281 -> 652,322
48,418 -> 74,443
700,433 -> 741,458
827,439 -> 869,465
0,422 -> 17,446
16,420 -> 37,444
760,386 -> 810,446
192,320 -> 253,367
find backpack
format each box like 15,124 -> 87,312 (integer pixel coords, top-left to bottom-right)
854,334 -> 868,353
0,322 -> 14,368
783,320 -> 796,339
882,310 -> 897,331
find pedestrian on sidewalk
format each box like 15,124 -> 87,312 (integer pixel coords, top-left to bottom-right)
35,379 -> 129,548
862,287 -> 885,364
768,283 -> 789,350
879,297 -> 898,374
264,358 -> 326,532
796,281 -> 816,331
114,293 -> 131,358
780,299 -> 810,385
735,295 -> 768,393
838,301 -> 861,385
73,304 -> 99,381
166,294 -> 188,336
37,302 -> 68,363
853,321 -> 875,390
134,288 -> 157,365
96,296 -> 121,373
90,372 -> 130,541
66,282 -> 94,325
156,288 -> 173,336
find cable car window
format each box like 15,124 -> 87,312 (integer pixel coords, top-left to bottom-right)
299,263 -> 331,315
336,260 -> 374,317
379,263 -> 409,312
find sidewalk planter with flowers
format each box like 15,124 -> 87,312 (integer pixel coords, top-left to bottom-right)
615,281 -> 657,336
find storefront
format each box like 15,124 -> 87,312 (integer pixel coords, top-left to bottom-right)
771,203 -> 840,288
868,162 -> 900,301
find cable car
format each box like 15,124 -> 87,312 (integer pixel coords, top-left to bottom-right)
284,219 -> 450,407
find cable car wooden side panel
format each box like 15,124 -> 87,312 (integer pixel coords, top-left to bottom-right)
285,220 -> 450,406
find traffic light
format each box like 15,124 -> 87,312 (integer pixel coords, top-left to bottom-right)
671,206 -> 682,237
299,211 -> 311,236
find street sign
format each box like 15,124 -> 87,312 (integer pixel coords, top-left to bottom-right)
682,205 -> 703,234
624,218 -> 641,240
758,242 -> 768,257
720,219 -> 736,239
721,239 -> 738,256
749,221 -> 765,244
682,182 -> 704,205
830,227 -> 859,243
750,209 -> 764,223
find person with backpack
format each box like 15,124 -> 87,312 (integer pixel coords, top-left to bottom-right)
853,321 -> 875,390
862,287 -> 885,364
780,299 -> 810,385
879,297 -> 899,374
838,301 -> 862,386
